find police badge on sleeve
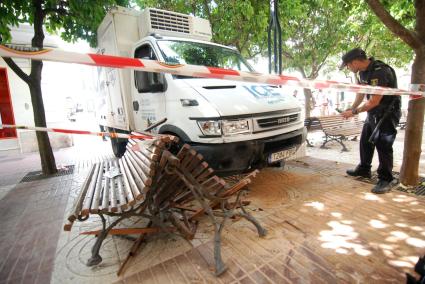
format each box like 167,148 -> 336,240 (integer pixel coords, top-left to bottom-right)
370,79 -> 379,86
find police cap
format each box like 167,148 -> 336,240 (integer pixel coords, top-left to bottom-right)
340,48 -> 367,69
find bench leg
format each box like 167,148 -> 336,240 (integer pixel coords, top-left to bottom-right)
238,210 -> 267,237
234,191 -> 267,237
320,136 -> 330,149
336,137 -> 349,152
87,214 -> 127,266
169,211 -> 196,239
306,138 -> 314,147
213,222 -> 227,276
176,169 -> 228,276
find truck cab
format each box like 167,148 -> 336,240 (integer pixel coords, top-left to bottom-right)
97,7 -> 306,175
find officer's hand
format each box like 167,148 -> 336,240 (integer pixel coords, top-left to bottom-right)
341,110 -> 354,119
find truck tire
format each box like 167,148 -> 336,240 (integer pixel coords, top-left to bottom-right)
111,138 -> 128,158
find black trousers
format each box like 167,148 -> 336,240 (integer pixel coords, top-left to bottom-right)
357,111 -> 400,181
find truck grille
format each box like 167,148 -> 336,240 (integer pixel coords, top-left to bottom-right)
257,114 -> 299,128
149,9 -> 190,34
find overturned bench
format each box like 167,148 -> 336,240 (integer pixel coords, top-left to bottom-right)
317,115 -> 363,151
64,135 -> 266,276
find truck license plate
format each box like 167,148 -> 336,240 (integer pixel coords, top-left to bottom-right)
269,147 -> 297,163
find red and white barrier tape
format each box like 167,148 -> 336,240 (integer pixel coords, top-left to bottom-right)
0,124 -> 154,140
1,44 -> 424,97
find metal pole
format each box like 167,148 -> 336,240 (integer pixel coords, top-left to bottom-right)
267,0 -> 282,75
275,0 -> 282,75
267,9 -> 273,74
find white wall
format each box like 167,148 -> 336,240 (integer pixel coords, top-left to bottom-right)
0,24 -> 96,153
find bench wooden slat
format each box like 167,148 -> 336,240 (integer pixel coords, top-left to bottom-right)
203,180 -> 226,196
124,151 -> 152,188
201,176 -> 221,188
177,144 -> 191,159
121,156 -> 143,200
325,126 -> 361,132
326,125 -> 362,133
320,120 -> 362,126
108,160 -> 118,213
154,148 -> 199,208
186,154 -> 204,173
90,161 -> 105,214
126,143 -> 156,171
153,151 -> 184,207
81,163 -> 101,216
101,161 -> 111,213
124,154 -> 150,198
126,146 -> 154,177
192,161 -> 209,178
128,139 -> 159,161
327,130 -> 361,136
117,175 -> 128,211
322,123 -> 361,127
128,139 -> 163,156
66,164 -> 96,225
321,124 -> 362,130
118,158 -> 136,206
180,149 -> 197,169
196,167 -> 214,183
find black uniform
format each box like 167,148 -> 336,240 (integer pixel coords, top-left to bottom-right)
357,58 -> 401,182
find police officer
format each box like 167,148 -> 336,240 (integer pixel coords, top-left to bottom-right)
340,48 -> 401,194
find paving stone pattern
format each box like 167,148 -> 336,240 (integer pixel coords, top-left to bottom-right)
0,176 -> 74,283
1,131 -> 424,284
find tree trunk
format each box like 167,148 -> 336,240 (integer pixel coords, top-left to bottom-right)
29,0 -> 57,175
28,61 -> 57,174
303,88 -> 314,118
400,48 -> 425,185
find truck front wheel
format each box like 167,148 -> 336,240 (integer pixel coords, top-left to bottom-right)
111,138 -> 128,158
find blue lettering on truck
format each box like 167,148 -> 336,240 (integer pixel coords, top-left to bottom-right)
243,85 -> 286,104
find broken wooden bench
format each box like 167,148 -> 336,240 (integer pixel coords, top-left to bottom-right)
64,135 -> 266,276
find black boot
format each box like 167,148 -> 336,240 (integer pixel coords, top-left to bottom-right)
346,166 -> 371,178
371,180 -> 392,194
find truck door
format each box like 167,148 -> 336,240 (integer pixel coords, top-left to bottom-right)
132,43 -> 166,132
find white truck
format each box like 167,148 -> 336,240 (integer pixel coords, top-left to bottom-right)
96,6 -> 306,175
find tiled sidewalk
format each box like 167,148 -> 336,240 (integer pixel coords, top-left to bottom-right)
0,137 -> 112,284
0,176 -> 73,283
0,126 -> 424,283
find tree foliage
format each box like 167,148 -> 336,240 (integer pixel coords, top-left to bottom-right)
135,0 -> 269,59
344,1 -> 415,68
0,0 -> 130,47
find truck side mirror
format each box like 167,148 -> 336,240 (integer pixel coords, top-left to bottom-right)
135,71 -> 167,93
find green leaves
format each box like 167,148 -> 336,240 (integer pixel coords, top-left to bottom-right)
0,0 -> 130,47
344,1 -> 414,68
0,1 -> 416,73
135,0 -> 269,58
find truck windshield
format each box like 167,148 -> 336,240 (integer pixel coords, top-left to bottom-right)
157,40 -> 253,77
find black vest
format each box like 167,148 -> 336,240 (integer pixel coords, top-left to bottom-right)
359,59 -> 401,116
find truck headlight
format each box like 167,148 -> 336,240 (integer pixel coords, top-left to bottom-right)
197,120 -> 221,136
222,119 -> 250,135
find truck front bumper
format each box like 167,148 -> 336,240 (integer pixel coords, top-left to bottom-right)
191,127 -> 307,176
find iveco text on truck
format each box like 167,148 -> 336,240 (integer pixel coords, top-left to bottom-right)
96,6 -> 306,175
